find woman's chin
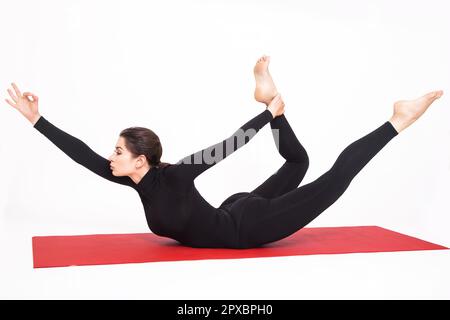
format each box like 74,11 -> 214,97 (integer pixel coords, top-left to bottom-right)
112,170 -> 123,176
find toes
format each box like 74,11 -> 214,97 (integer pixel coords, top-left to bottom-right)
423,91 -> 438,100
429,90 -> 444,99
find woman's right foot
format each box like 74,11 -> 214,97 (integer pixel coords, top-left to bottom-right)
389,90 -> 444,133
254,55 -> 278,106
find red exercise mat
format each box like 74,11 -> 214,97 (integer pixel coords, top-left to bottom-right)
32,226 -> 448,268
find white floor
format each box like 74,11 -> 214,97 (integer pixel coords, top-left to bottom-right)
1,219 -> 449,300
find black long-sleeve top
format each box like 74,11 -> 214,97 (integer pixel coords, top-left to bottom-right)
33,109 -> 274,248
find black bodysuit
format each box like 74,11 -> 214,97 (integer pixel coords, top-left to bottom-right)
33,109 -> 398,249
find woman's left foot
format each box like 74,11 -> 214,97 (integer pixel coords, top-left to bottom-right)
254,55 -> 278,105
389,90 -> 444,133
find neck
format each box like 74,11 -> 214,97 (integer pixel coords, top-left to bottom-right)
130,165 -> 152,185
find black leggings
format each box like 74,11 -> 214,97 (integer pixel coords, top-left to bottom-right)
234,114 -> 399,248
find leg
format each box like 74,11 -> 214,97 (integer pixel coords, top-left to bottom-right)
239,89 -> 445,248
251,55 -> 309,198
239,120 -> 399,248
251,114 -> 309,198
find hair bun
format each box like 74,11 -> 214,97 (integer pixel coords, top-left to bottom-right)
150,154 -> 161,166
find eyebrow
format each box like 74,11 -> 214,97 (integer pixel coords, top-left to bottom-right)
115,146 -> 123,150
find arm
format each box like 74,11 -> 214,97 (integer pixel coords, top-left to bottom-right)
172,108 -> 274,183
33,116 -> 136,188
5,83 -> 135,188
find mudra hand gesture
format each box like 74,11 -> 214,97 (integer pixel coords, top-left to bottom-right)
5,82 -> 41,125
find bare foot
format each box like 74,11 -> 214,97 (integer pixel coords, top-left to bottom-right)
389,90 -> 444,133
254,55 -> 278,105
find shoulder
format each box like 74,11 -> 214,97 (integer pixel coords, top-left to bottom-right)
162,163 -> 192,185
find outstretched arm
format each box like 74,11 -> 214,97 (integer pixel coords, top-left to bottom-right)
172,108 -> 274,183
170,94 -> 284,183
5,83 -> 135,188
33,116 -> 135,188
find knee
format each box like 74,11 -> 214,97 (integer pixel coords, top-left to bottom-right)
300,157 -> 309,175
295,145 -> 309,166
290,153 -> 309,172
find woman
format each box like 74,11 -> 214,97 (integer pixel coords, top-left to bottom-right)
5,55 -> 443,249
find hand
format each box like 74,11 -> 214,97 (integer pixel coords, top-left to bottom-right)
266,93 -> 285,118
5,82 -> 41,125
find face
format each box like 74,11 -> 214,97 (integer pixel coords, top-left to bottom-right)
108,137 -> 147,176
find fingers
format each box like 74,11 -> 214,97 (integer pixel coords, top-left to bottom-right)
270,93 -> 281,103
268,93 -> 283,106
5,98 -> 16,108
24,91 -> 38,98
275,94 -> 284,105
423,90 -> 443,100
11,82 -> 22,98
5,83 -> 39,108
23,92 -> 31,101
23,92 -> 38,102
7,88 -> 18,102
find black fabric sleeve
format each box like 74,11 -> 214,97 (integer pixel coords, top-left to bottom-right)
33,116 -> 136,188
171,109 -> 274,183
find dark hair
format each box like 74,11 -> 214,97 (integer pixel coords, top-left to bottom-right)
119,127 -> 171,169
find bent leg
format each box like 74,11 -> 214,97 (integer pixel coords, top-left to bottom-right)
240,120 -> 399,248
251,114 -> 309,198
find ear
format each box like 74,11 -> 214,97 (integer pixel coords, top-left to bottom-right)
136,155 -> 148,167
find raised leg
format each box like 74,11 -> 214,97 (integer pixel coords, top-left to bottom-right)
239,120 -> 399,248
239,89 -> 445,248
251,55 -> 309,198
250,114 -> 309,198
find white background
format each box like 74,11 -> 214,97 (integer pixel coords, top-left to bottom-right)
0,0 -> 449,299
